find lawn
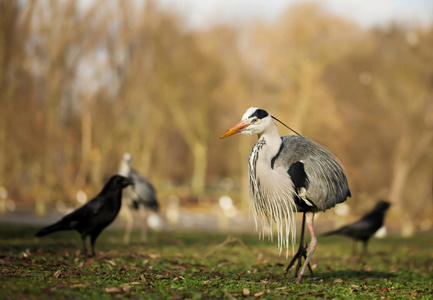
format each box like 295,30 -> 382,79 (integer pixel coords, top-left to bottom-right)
0,224 -> 431,299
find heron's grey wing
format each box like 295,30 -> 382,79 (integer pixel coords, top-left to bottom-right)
129,169 -> 158,206
275,135 -> 351,212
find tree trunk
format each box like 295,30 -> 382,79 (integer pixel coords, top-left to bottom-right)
291,62 -> 316,132
388,130 -> 433,236
190,141 -> 207,195
74,98 -> 92,189
0,121 -> 4,188
388,159 -> 412,236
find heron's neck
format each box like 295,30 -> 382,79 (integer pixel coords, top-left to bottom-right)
257,124 -> 282,162
118,163 -> 129,177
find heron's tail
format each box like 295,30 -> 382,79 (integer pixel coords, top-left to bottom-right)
132,198 -> 159,212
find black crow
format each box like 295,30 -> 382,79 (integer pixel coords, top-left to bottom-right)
323,200 -> 391,252
35,175 -> 133,256
118,153 -> 159,243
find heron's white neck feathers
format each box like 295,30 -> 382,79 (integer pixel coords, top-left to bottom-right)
249,124 -> 298,258
257,123 -> 283,160
118,161 -> 130,177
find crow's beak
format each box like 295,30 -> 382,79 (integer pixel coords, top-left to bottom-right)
125,179 -> 134,186
220,120 -> 250,139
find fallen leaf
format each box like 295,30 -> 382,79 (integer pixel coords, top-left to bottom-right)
224,291 -> 237,300
148,253 -> 161,259
254,290 -> 267,297
122,284 -> 131,293
141,274 -> 147,284
242,288 -> 250,296
68,280 -> 81,284
325,265 -> 334,272
333,279 -> 344,284
389,266 -> 398,273
106,287 -> 122,293
171,293 -> 182,300
53,270 -> 61,278
106,260 -> 116,266
363,265 -> 372,271
84,258 -> 94,268
173,276 -> 185,281
275,286 -> 287,290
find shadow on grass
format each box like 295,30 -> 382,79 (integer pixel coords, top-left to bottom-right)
317,269 -> 395,281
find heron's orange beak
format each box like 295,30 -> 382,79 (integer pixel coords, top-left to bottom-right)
220,120 -> 250,139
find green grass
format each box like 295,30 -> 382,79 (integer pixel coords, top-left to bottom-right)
0,224 -> 432,299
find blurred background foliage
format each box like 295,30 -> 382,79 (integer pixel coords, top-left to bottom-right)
0,0 -> 432,236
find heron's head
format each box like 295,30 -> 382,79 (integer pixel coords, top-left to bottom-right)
123,153 -> 132,165
220,107 -> 274,138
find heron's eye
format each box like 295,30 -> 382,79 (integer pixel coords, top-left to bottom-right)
252,117 -> 258,124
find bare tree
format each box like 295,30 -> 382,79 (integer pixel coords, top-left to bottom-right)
370,27 -> 433,236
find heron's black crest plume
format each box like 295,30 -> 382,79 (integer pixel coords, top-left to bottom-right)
249,109 -> 269,119
271,116 -> 302,136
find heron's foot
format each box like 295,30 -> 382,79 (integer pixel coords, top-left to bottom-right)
284,243 -> 314,278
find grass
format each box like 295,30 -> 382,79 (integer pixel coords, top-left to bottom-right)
0,224 -> 432,299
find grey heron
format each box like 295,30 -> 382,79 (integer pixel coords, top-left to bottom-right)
220,107 -> 351,282
35,175 -> 133,256
118,153 -> 159,244
323,200 -> 390,253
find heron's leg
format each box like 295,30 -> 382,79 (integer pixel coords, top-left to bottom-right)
123,205 -> 133,244
296,213 -> 317,283
81,233 -> 88,256
139,207 -> 148,244
284,212 -> 314,277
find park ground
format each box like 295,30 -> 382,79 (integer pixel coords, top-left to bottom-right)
0,224 -> 432,299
